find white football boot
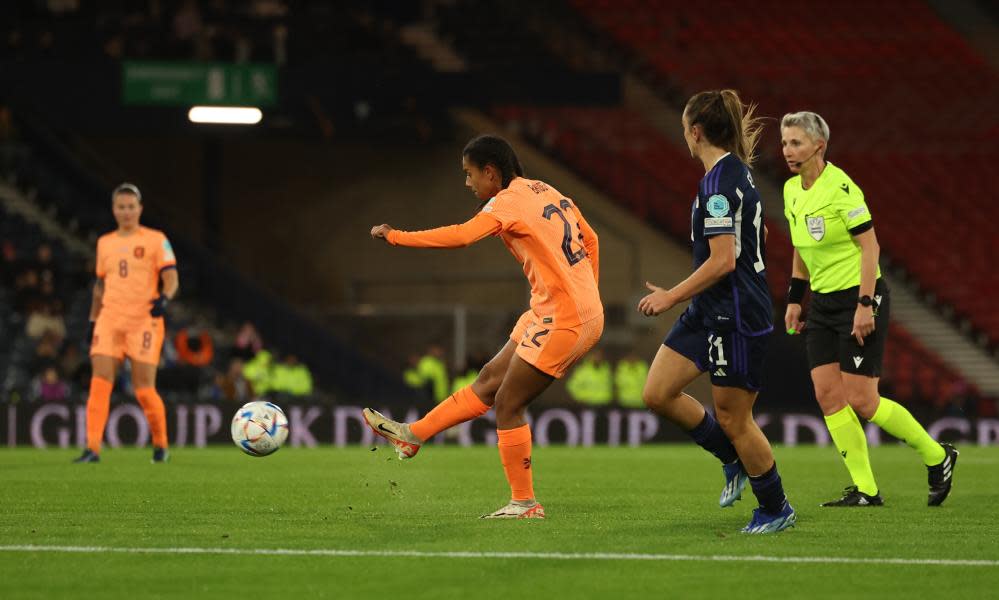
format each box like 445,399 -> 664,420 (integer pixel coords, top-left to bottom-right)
362,408 -> 422,459
480,500 -> 545,519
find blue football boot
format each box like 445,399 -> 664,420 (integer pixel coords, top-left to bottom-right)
719,461 -> 748,507
152,447 -> 170,464
741,502 -> 797,534
73,449 -> 100,463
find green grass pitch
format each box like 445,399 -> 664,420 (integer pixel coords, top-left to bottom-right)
1,444 -> 997,599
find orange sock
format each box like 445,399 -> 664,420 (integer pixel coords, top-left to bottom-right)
497,424 -> 535,501
410,386 -> 490,441
86,377 -> 113,453
135,387 -> 168,449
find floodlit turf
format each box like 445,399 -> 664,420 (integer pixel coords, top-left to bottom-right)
1,444 -> 997,599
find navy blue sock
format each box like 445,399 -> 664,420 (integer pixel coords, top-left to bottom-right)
686,410 -> 738,464
749,462 -> 788,515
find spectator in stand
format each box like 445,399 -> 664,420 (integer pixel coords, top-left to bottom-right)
14,267 -> 41,314
32,243 -> 62,293
59,343 -> 88,389
614,353 -> 649,408
26,299 -> 66,342
271,354 -> 313,397
32,365 -> 70,403
402,345 -> 449,404
213,358 -> 252,404
243,348 -> 274,396
175,326 -> 214,368
1,240 -> 19,287
232,321 -> 263,361
450,353 -> 487,395
565,348 -> 613,406
173,0 -> 204,45
31,330 -> 62,374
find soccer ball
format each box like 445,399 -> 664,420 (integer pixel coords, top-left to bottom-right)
231,401 -> 289,457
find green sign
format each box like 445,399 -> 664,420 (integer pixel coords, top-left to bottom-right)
122,61 -> 277,107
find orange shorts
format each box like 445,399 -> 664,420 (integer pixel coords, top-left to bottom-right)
509,310 -> 604,378
90,314 -> 165,365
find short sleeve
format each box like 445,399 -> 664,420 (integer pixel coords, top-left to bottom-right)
479,190 -> 519,233
782,181 -> 794,222
832,179 -> 871,231
158,235 -> 177,270
702,192 -> 738,236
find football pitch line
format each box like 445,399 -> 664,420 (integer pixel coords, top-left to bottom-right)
1,545 -> 997,567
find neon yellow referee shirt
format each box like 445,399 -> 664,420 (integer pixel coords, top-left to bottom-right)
783,162 -> 879,293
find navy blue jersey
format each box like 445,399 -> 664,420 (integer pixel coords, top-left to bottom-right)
690,153 -> 773,336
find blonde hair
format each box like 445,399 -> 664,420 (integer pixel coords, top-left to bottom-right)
684,89 -> 764,167
781,111 -> 830,145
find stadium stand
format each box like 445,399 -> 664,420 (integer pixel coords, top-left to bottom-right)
571,0 -> 999,346
0,109 -> 419,406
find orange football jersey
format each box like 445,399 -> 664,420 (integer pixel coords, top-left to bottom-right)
96,226 -> 176,321
388,177 -> 601,327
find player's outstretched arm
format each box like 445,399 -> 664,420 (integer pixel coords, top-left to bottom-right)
371,212 -> 501,249
371,224 -> 394,239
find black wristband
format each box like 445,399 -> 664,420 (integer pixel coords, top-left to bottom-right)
787,277 -> 808,304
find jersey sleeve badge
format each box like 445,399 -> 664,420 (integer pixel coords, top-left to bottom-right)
706,194 -> 730,217
162,239 -> 176,262
704,194 -> 734,230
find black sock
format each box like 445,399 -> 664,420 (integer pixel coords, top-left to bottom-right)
749,462 -> 788,515
685,410 -> 738,464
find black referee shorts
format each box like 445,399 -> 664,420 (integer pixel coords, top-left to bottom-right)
805,278 -> 889,377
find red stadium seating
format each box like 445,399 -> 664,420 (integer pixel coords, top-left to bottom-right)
571,0 -> 999,345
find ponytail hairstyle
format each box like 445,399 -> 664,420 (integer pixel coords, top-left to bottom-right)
462,134 -> 525,188
684,89 -> 764,167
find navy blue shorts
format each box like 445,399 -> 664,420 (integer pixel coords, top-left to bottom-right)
663,308 -> 770,391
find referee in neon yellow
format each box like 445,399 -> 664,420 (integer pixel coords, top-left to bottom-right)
780,111 -> 957,507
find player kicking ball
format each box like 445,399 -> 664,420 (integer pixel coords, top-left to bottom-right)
364,134 -> 603,519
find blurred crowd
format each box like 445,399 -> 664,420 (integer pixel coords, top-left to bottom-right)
4,0 -> 292,64
402,344 -> 651,409
402,341 -> 994,420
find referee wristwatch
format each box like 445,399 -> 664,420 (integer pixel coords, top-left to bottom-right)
858,295 -> 874,307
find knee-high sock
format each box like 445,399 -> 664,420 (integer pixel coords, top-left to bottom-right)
135,387 -> 168,449
824,405 -> 878,496
497,424 -> 534,501
685,410 -> 738,464
86,377 -> 114,453
870,396 -> 945,466
410,386 -> 489,442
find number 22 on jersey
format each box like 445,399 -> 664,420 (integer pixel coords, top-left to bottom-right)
543,199 -> 586,266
